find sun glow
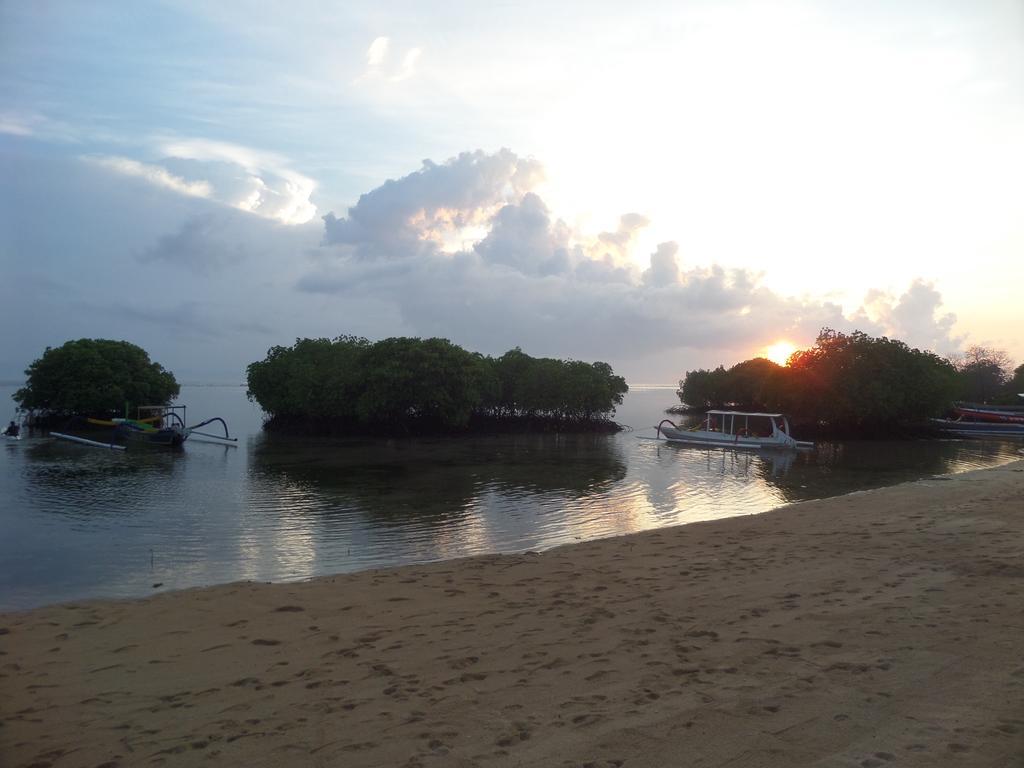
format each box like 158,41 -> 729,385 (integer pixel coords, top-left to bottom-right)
763,340 -> 798,366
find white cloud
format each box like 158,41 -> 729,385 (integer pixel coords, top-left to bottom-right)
590,213 -> 650,264
322,148 -> 543,258
159,138 -> 317,225
360,35 -> 422,82
0,114 -> 34,137
0,110 -> 83,143
82,140 -> 317,226
304,149 -> 978,380
474,193 -> 572,276
367,36 -> 389,70
850,279 -> 962,355
3,147 -> 976,385
393,48 -> 422,82
84,155 -> 213,198
307,149 -> 876,367
641,242 -> 681,287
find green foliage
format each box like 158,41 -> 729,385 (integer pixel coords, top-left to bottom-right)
678,358 -> 783,410
491,349 -> 627,420
354,337 -> 497,429
957,360 -> 1008,403
245,336 -> 370,419
678,329 -> 961,428
785,329 -> 959,427
678,366 -> 728,409
1003,363 -> 1024,404
246,337 -> 628,433
14,339 -> 179,415
952,346 -> 1013,403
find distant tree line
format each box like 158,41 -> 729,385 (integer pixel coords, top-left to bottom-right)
677,329 -> 1021,434
246,336 -> 629,434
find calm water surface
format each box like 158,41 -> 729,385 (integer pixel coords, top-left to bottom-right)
1,384 -> 1020,610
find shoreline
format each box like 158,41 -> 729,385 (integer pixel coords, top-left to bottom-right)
2,460 -> 1023,766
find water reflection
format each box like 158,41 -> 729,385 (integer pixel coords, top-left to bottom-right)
21,440 -> 185,519
1,383 -> 1021,610
248,432 -> 628,524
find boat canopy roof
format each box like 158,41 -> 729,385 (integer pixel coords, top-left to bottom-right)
706,410 -> 784,418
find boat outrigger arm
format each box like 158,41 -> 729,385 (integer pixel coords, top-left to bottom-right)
50,432 -> 127,451
185,416 -> 238,445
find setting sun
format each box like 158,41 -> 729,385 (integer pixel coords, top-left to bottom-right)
763,340 -> 798,366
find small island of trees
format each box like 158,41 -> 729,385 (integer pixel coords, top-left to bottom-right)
14,339 -> 180,422
246,336 -> 629,435
677,329 -> 1021,436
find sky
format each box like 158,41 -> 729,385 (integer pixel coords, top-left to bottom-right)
1,0 -> 1022,385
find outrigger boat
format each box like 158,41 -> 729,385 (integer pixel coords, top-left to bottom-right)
656,410 -> 813,450
950,403 -> 1024,424
86,405 -> 190,447
52,404 -> 237,450
931,398 -> 1024,439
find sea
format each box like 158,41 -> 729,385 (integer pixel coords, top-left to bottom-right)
1,384 -> 1020,610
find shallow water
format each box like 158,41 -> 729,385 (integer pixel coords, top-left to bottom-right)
0,384 -> 1019,610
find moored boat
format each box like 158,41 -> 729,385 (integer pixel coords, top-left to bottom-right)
50,404 -> 236,450
951,404 -> 1024,424
656,410 -> 813,450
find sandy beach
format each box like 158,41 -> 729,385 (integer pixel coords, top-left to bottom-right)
2,460 -> 1023,767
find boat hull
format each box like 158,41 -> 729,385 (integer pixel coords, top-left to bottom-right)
952,407 -> 1024,424
660,427 -> 812,450
118,425 -> 188,447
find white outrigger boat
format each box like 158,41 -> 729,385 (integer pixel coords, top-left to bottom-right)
656,410 -> 813,450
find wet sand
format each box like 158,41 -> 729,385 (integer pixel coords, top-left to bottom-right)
2,460 -> 1023,768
